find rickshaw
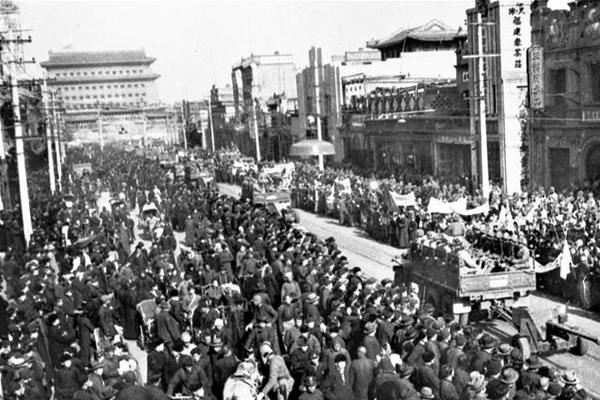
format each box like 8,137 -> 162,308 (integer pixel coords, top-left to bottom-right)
138,203 -> 162,239
136,299 -> 157,349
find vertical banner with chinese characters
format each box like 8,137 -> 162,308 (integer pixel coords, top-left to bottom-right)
528,45 -> 544,110
498,0 -> 531,195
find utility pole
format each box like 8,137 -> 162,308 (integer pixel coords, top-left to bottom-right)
208,96 -> 215,152
252,98 -> 261,162
180,100 -> 187,149
476,12 -> 489,199
51,92 -> 62,190
3,27 -> 33,246
43,80 -> 55,193
98,107 -> 104,151
312,47 -> 324,171
464,13 -> 498,199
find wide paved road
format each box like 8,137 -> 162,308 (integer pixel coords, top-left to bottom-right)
217,183 -> 600,396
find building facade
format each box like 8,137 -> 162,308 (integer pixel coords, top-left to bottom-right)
230,52 -> 297,159
529,0 -> 600,190
465,0 -> 532,194
340,19 -> 472,179
41,49 -> 173,144
41,50 -> 160,110
367,19 -> 466,60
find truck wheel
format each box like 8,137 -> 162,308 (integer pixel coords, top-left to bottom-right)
515,335 -> 532,360
573,336 -> 589,356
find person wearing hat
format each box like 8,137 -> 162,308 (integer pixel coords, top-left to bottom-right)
349,346 -> 374,400
322,353 -> 353,400
304,292 -> 321,326
245,315 -> 281,357
246,294 -> 278,331
521,355 -> 543,392
166,354 -> 210,397
155,300 -> 181,351
461,371 -> 486,400
87,360 -> 117,400
470,333 -> 496,374
420,387 -> 435,400
486,379 -> 511,400
369,358 -> 419,400
114,371 -> 147,400
299,374 -> 324,400
415,350 -> 440,399
362,321 -> 381,362
54,352 -> 86,400
259,341 -> 295,400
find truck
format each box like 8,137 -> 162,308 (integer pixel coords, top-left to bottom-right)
406,243 -> 536,325
241,179 -> 291,206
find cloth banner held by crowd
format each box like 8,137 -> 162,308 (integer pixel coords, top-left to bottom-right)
427,197 -> 467,214
533,241 -> 573,280
383,190 -> 416,212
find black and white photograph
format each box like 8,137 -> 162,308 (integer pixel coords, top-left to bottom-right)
0,0 -> 597,399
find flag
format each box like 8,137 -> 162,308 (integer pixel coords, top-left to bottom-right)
559,241 -> 572,280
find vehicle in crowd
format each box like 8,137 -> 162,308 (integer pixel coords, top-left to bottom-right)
72,162 -> 92,177
492,304 -> 600,358
139,202 -> 162,239
402,243 -> 537,325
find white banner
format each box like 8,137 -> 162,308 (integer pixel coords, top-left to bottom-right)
427,197 -> 467,214
389,191 -> 416,207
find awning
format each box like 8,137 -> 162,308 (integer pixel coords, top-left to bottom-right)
289,139 -> 335,157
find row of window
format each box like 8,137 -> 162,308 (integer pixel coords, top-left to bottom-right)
56,69 -> 145,77
61,83 -> 147,91
64,92 -> 147,100
66,101 -> 147,109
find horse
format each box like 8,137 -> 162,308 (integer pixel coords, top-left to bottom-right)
222,360 -> 264,400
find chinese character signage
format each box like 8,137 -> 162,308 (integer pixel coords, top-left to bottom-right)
528,45 -> 544,110
508,2 -> 527,69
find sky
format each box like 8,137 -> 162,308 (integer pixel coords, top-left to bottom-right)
17,0 -> 571,103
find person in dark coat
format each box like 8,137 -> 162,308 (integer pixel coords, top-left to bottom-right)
362,322 -> 381,362
74,308 -> 95,367
349,346 -> 374,400
439,365 -> 459,400
54,353 -> 86,400
213,345 -> 238,399
155,301 -> 181,350
321,353 -> 353,400
47,314 -> 75,368
115,284 -> 139,340
415,351 -> 440,399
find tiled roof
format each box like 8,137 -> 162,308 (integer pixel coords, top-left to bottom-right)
370,19 -> 466,49
41,50 -> 155,67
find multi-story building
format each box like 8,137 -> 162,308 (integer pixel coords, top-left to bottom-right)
464,0 -> 532,194
339,19 -> 471,177
528,0 -> 600,191
41,49 -> 172,144
41,49 -> 160,110
231,52 -> 297,159
367,19 -> 466,60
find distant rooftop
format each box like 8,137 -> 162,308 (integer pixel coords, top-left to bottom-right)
41,49 -> 156,68
232,52 -> 294,69
368,19 -> 466,49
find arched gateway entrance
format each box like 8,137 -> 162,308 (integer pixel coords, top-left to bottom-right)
586,144 -> 600,183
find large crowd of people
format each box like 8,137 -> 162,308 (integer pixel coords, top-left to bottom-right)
0,144 -> 593,400
288,163 -> 600,311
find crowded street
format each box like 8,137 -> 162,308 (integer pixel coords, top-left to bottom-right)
3,0 -> 600,399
